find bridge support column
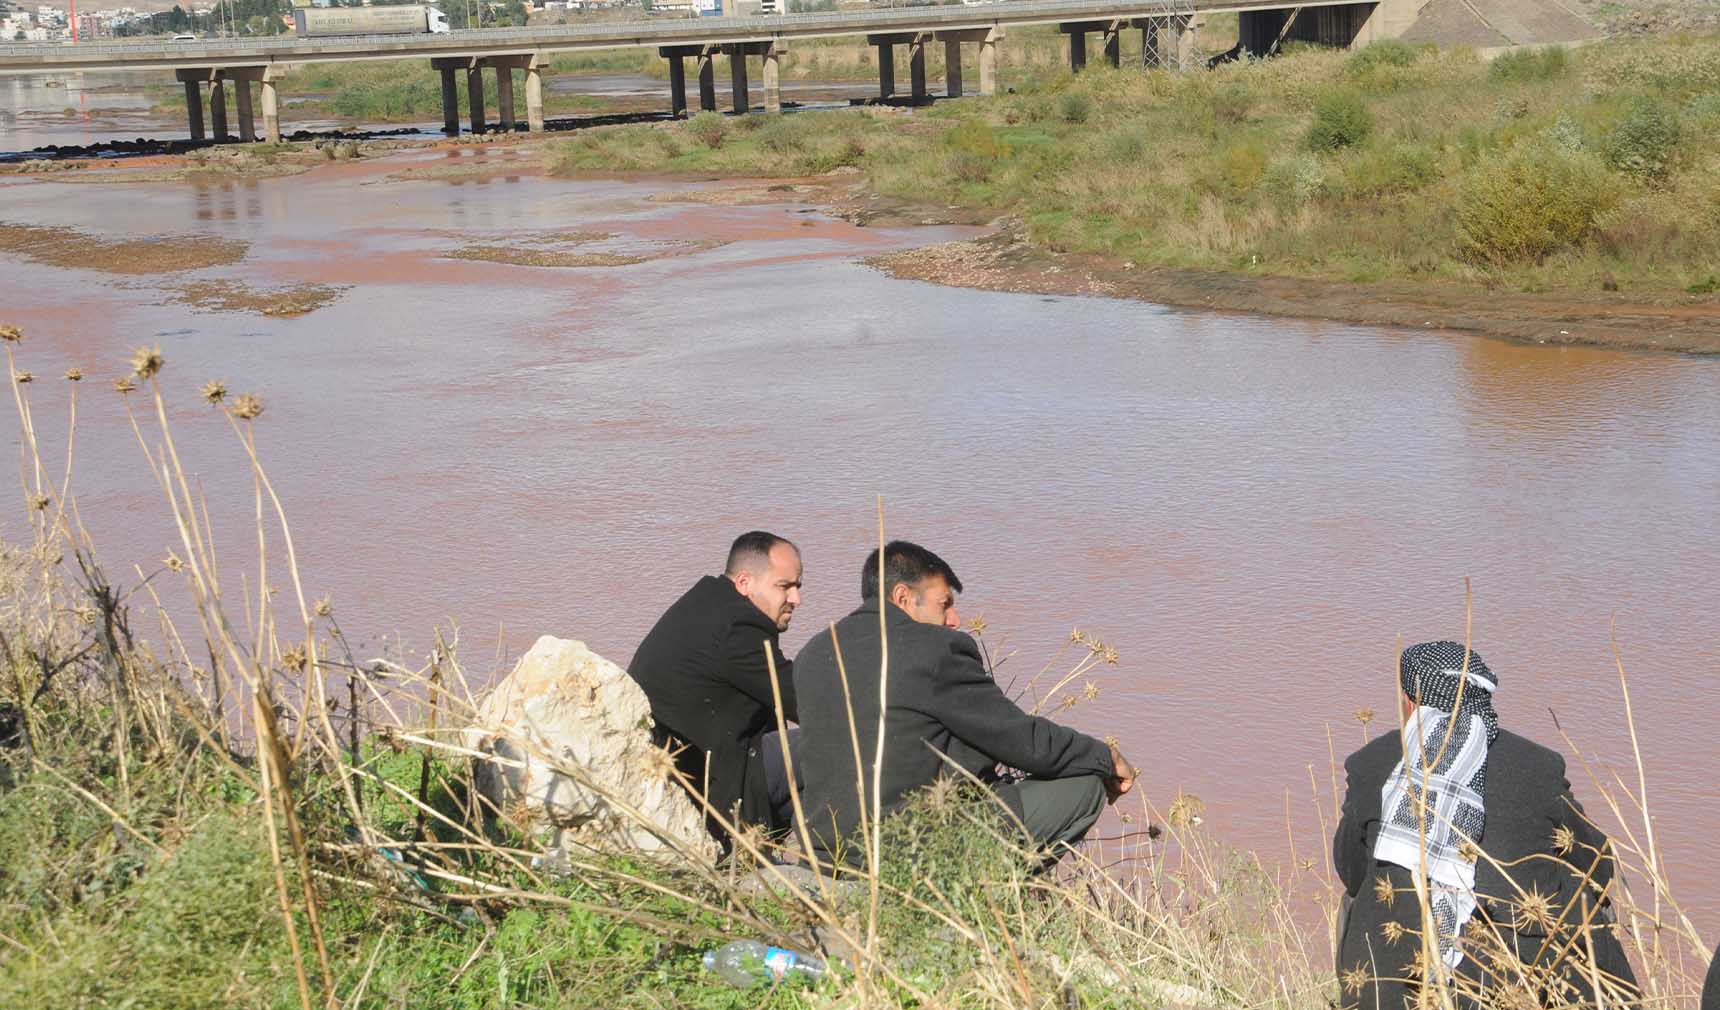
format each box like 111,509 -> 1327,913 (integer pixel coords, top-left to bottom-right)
726,47 -> 749,113
908,36 -> 926,104
439,65 -> 460,134
466,65 -> 486,134
664,51 -> 688,118
208,76 -> 229,142
979,28 -> 1001,95
762,42 -> 785,114
1103,21 -> 1122,67
1176,16 -> 1199,69
698,49 -> 717,112
262,72 -> 281,144
495,64 -> 516,133
875,41 -> 894,99
177,74 -> 205,141
1068,30 -> 1087,72
233,74 -> 256,143
525,57 -> 545,133
943,39 -> 962,98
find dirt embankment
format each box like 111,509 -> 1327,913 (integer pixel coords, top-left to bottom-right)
870,226 -> 1720,356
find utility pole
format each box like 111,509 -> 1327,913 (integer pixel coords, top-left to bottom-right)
70,0 -> 78,42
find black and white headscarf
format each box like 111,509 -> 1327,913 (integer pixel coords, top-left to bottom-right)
1374,641 -> 1500,970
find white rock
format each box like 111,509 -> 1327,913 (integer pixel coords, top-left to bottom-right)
466,635 -> 719,866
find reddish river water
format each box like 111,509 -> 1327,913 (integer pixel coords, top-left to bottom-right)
1,137 -> 1716,934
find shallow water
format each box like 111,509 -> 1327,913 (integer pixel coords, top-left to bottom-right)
1,111 -> 1717,933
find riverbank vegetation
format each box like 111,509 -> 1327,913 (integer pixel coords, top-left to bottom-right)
0,331 -> 1712,1007
552,33 -> 1720,299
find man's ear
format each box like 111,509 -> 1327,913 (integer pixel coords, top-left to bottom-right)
888,582 -> 912,610
731,569 -> 752,595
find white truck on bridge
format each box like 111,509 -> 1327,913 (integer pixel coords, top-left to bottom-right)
292,5 -> 450,39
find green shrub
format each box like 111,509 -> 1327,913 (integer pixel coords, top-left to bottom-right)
1263,154 -> 1328,208
945,118 -> 1002,160
686,110 -> 726,149
1344,140 -> 1440,197
1684,91 -> 1720,129
1347,41 -> 1422,76
1457,142 -> 1621,264
1204,138 -> 1269,196
1058,91 -> 1093,125
1306,91 -> 1373,152
759,117 -> 806,153
1604,96 -> 1682,179
1489,46 -> 1569,83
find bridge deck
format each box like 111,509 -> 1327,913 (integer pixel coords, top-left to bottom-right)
0,0 -> 1366,74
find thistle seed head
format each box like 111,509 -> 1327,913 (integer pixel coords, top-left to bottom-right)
1511,885 -> 1558,933
0,324 -> 21,343
12,370 -> 32,384
231,393 -> 264,420
965,615 -> 987,633
314,596 -> 333,618
129,345 -> 164,379
1551,825 -> 1576,856
64,368 -> 83,382
1373,874 -> 1396,908
200,380 -> 227,405
1083,680 -> 1100,701
164,553 -> 184,573
1340,966 -> 1370,995
1382,919 -> 1407,944
1458,840 -> 1482,864
1355,707 -> 1375,726
281,643 -> 308,672
28,494 -> 50,511
113,378 -> 136,394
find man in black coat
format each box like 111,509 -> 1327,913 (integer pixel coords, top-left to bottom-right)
628,531 -> 803,845
1333,641 -> 1637,1010
792,540 -> 1134,868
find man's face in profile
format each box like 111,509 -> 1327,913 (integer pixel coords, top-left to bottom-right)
737,543 -> 803,632
896,574 -> 960,629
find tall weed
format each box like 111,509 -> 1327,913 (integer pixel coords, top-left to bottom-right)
1458,142 -> 1621,264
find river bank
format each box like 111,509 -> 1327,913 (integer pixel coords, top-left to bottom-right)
543,33 -> 1720,355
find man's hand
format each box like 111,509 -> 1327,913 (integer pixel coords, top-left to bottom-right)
1106,744 -> 1136,804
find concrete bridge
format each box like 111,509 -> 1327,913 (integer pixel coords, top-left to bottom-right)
0,0 -> 1422,145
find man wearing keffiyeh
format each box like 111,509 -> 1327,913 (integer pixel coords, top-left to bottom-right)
1331,641 -> 1638,1010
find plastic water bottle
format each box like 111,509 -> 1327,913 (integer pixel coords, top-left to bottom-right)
702,940 -> 826,987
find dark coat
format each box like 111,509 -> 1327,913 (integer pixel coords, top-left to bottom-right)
627,575 -> 797,839
791,598 -> 1114,863
1333,728 -> 1638,1010
1703,943 -> 1719,1010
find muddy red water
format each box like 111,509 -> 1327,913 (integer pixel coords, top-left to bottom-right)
1,141 -> 1717,935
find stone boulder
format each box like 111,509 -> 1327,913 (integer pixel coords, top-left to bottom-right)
466,635 -> 719,866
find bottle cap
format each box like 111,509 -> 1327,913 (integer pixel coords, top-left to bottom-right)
702,950 -> 716,971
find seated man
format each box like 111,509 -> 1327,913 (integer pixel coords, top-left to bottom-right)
628,531 -> 803,846
1333,641 -> 1638,1010
792,540 -> 1133,868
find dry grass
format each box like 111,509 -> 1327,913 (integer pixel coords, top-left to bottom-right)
0,222 -> 248,274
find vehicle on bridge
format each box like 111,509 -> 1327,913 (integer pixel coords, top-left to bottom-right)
292,4 -> 450,39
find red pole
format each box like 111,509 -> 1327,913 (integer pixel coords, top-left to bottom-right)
70,0 -> 79,43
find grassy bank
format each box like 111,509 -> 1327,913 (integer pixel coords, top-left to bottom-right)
0,332 -> 1710,1009
552,34 -> 1720,300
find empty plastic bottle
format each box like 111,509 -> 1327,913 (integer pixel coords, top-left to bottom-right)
702,940 -> 826,988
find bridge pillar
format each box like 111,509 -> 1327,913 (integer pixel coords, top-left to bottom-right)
178,76 -> 205,142
208,77 -> 230,142
495,64 -> 517,133
664,51 -> 688,118
908,36 -> 926,104
1068,31 -> 1087,72
439,66 -> 459,134
233,75 -> 256,143
943,39 -> 963,98
262,72 -> 281,144
1103,21 -> 1123,67
1177,16 -> 1199,69
525,57 -> 545,133
979,28 -> 1001,95
466,65 -> 486,134
698,49 -> 717,112
727,48 -> 749,114
762,42 -> 786,114
876,42 -> 894,99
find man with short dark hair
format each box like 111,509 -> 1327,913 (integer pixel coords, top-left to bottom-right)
792,540 -> 1134,867
628,532 -> 804,845
1332,641 -> 1638,1010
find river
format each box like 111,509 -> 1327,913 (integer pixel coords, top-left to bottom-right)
2,77 -> 1717,935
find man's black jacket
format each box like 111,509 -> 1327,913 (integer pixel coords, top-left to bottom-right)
627,575 -> 797,838
1333,728 -> 1637,1009
792,598 -> 1113,863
